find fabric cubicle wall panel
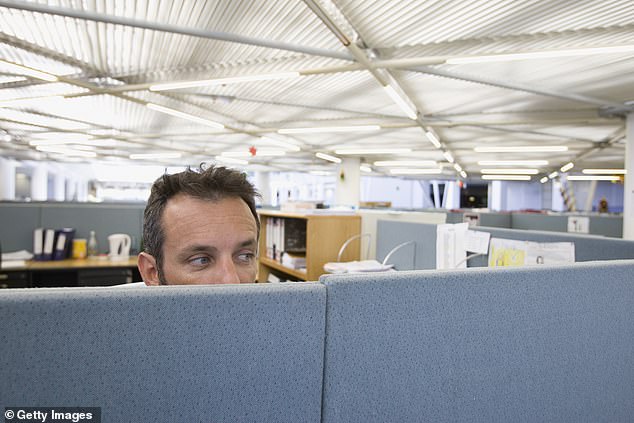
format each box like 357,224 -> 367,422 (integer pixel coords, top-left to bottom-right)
0,203 -> 41,251
376,220 -> 437,270
41,203 -> 144,253
320,261 -> 634,423
0,283 -> 326,423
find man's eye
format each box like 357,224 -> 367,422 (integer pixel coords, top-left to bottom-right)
190,256 -> 210,266
236,253 -> 255,263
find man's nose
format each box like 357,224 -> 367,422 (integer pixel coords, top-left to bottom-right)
217,256 -> 241,284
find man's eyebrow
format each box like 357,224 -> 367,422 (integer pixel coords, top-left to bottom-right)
237,239 -> 258,249
176,244 -> 217,260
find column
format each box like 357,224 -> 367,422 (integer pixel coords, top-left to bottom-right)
0,158 -> 16,200
254,171 -> 271,206
624,113 -> 634,239
52,170 -> 66,202
31,163 -> 48,201
489,181 -> 502,211
335,157 -> 360,208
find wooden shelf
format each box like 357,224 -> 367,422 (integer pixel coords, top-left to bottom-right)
258,257 -> 307,280
257,210 -> 361,282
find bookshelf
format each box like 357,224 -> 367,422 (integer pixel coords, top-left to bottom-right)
257,210 -> 361,282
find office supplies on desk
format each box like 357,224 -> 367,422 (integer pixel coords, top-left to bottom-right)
108,234 -> 131,261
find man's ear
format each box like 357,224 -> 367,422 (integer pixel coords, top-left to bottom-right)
137,252 -> 161,286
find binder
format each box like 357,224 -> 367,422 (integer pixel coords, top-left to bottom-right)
33,228 -> 44,261
52,228 -> 76,260
42,229 -> 55,261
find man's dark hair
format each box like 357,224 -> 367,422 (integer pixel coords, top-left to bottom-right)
143,164 -> 260,279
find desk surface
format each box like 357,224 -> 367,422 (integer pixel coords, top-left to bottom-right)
11,257 -> 138,271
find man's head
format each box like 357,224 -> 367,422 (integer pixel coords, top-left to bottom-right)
138,165 -> 260,285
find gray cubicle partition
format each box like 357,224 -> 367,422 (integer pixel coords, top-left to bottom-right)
0,283 -> 326,422
510,213 -> 623,238
446,210 -> 512,228
376,220 -> 634,270
320,260 -> 634,423
1,202 -> 144,253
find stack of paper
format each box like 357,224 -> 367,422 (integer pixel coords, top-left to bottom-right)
1,249 -> 34,269
281,253 -> 306,269
323,260 -> 394,274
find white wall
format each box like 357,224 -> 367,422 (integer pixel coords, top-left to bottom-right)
361,176 -> 425,209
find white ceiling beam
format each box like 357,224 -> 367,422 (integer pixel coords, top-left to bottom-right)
0,0 -> 352,61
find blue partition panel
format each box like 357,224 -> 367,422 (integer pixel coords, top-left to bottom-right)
320,260 -> 634,423
511,213 -> 623,238
0,283 -> 326,423
376,220 -> 436,270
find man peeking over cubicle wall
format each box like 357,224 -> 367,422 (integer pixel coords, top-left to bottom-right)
137,164 -> 261,285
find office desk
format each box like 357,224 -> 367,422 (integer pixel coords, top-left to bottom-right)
0,257 -> 140,288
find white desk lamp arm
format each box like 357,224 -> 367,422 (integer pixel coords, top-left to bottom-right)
382,240 -> 416,266
337,233 -> 371,262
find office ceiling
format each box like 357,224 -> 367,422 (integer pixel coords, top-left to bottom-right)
0,0 -> 632,182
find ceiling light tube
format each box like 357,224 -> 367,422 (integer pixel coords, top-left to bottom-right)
582,168 -> 626,175
443,151 -> 454,163
447,45 -> 634,65
360,164 -> 372,173
0,59 -> 58,82
480,168 -> 539,175
146,103 -> 224,129
540,176 -> 549,184
256,137 -> 300,151
335,148 -> 411,155
316,152 -> 341,163
149,72 -> 301,91
214,156 -> 248,165
424,130 -> 442,148
478,160 -> 549,166
567,175 -> 622,181
560,162 -> 574,172
460,170 -> 467,178
221,150 -> 286,157
390,168 -> 443,175
383,85 -> 417,120
35,146 -> 97,158
548,171 -> 558,179
129,152 -> 182,160
278,125 -> 380,134
453,163 -> 462,172
374,160 -> 437,167
474,146 -> 568,153
481,175 -> 531,181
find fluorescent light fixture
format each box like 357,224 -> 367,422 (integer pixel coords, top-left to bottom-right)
360,164 -> 372,173
424,130 -> 441,148
560,162 -> 574,172
221,150 -> 286,157
478,160 -> 549,166
480,168 -> 539,175
214,156 -> 248,165
0,59 -> 59,82
256,137 -> 300,152
567,175 -> 622,181
383,85 -> 417,120
481,175 -> 531,181
316,152 -> 341,163
0,76 -> 27,84
443,151 -> 454,163
278,125 -> 380,134
548,171 -> 558,179
374,160 -> 437,167
460,170 -> 467,178
31,132 -> 93,141
582,168 -> 626,175
390,168 -> 443,175
149,72 -> 300,91
129,152 -> 182,160
35,145 -> 97,158
334,148 -> 411,155
540,176 -> 549,183
0,95 -> 63,108
453,163 -> 462,172
474,145 -> 568,153
447,44 -> 634,65
146,103 -> 224,129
